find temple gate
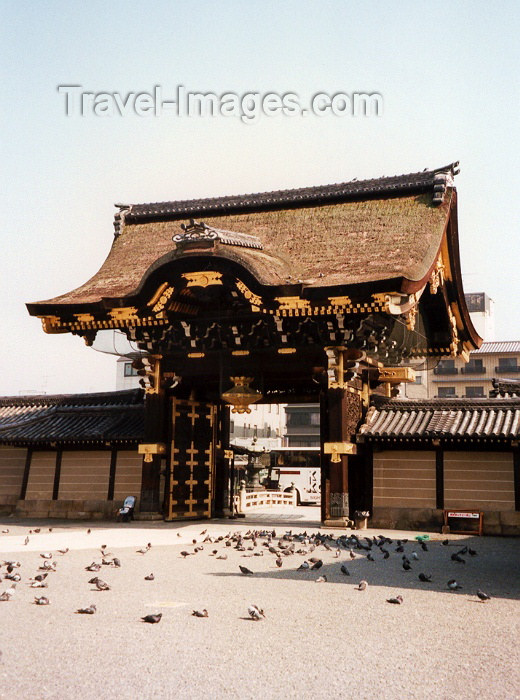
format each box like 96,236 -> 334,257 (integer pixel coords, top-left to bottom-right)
27,163 -> 481,525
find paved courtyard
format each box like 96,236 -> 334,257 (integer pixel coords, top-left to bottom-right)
0,508 -> 518,700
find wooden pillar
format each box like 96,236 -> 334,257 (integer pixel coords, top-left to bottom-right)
320,387 -> 363,527
513,443 -> 520,512
20,448 -> 33,500
52,448 -> 62,501
213,403 -> 231,517
140,391 -> 167,512
435,445 -> 444,510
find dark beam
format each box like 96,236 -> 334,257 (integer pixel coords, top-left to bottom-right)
20,448 -> 33,500
52,449 -> 62,501
435,446 -> 444,510
107,447 -> 117,501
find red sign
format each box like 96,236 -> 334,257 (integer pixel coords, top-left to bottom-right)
447,511 -> 479,519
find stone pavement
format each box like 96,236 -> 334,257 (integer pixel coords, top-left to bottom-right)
0,511 -> 518,700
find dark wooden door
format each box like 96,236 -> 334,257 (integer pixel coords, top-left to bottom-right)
167,399 -> 216,520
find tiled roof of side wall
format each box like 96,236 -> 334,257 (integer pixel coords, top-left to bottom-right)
359,397 -> 520,441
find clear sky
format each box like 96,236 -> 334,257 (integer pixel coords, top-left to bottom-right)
1,1 -> 519,396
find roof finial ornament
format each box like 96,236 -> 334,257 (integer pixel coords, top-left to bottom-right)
173,220 -> 263,250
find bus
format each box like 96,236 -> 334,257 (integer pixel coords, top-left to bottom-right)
263,447 -> 321,505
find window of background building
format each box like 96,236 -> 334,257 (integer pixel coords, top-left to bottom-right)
124,362 -> 138,377
435,359 -> 457,375
463,358 -> 484,373
438,387 -> 456,398
466,386 -> 485,398
497,357 -> 518,372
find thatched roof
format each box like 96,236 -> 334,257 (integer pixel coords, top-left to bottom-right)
29,165 -> 458,309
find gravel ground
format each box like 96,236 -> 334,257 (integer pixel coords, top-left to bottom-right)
0,512 -> 518,700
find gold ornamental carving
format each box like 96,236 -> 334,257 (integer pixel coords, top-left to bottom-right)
406,304 -> 418,331
148,284 -> 175,313
182,271 -> 223,288
236,279 -> 263,309
275,296 -> 311,312
323,442 -> 357,463
108,307 -> 139,321
429,255 -> 445,295
447,306 -> 460,356
378,367 -> 416,383
138,443 -> 166,463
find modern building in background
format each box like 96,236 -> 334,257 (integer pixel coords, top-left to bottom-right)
431,340 -> 520,399
284,403 -> 320,447
403,292 -> 512,399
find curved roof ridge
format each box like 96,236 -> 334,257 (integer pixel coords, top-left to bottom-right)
122,163 -> 459,221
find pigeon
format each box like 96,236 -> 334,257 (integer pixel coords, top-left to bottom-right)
421,542 -> 429,552
402,560 -> 412,571
468,548 -> 478,556
355,580 -> 368,591
451,553 -> 465,564
40,553 -> 53,559
192,609 -> 208,617
112,558 -> 121,568
87,529 -> 91,534
239,566 -> 253,575
4,573 -> 21,582
24,537 -> 29,545
180,551 -> 191,558
340,564 -> 350,576
137,545 -> 151,554
58,548 -> 69,555
32,571 -> 49,581
34,529 -> 41,534
441,539 -> 450,546
275,557 -> 283,568
311,560 -> 323,570
476,589 -> 491,602
40,561 -> 56,571
34,596 -> 50,605
144,573 -> 155,581
349,550 -> 356,559
411,552 -> 419,560
216,554 -> 228,560
0,584 -> 16,601
92,578 -> 111,591
30,581 -> 48,588
141,613 -> 162,624
1,529 -> 9,534
447,579 -> 463,590
316,575 -> 327,583
386,595 -> 403,604
248,605 -> 265,620
86,563 -> 101,572
367,553 -> 375,562
418,573 -> 432,582
76,605 -> 96,614
298,561 -> 310,571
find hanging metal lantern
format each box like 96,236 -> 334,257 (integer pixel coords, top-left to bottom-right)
221,376 -> 263,414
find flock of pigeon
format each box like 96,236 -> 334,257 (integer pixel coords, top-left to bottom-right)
0,526 -> 491,623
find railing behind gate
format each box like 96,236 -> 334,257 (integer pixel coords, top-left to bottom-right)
234,484 -> 297,512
